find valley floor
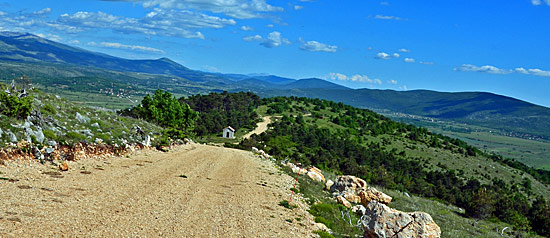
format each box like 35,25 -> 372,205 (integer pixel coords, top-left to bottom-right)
0,144 -> 315,237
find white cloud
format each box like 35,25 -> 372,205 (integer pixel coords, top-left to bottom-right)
126,0 -> 284,19
266,24 -> 274,28
392,53 -> 400,58
35,33 -> 62,42
531,0 -> 550,5
299,39 -> 337,53
526,68 -> 550,77
243,34 -> 262,41
455,64 -> 550,77
294,5 -> 304,10
419,61 -> 434,65
388,79 -> 398,84
397,48 -> 410,53
326,73 -> 382,84
454,64 -> 509,74
68,39 -> 80,44
240,25 -> 253,31
374,14 -> 404,21
404,58 -> 415,63
87,41 -> 97,46
327,73 -> 348,81
99,42 -> 165,53
375,52 -> 391,60
202,65 -> 219,72
56,9 -> 237,39
32,8 -> 52,17
243,31 -> 290,48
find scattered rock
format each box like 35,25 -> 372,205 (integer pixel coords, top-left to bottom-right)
78,129 -> 93,137
59,161 -> 69,171
252,147 -> 259,154
361,201 -> 441,238
0,128 -> 3,138
7,130 -> 17,143
23,121 -> 33,129
45,147 -> 55,154
34,129 -> 45,143
313,222 -> 331,233
47,140 -> 57,147
95,138 -> 103,144
352,205 -> 366,216
91,122 -> 100,128
325,180 -> 334,191
337,195 -> 352,208
75,112 -> 89,124
359,187 -> 392,205
343,193 -> 361,203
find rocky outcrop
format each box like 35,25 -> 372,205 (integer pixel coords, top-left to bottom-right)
331,175 -> 368,194
325,180 -> 334,191
359,187 -> 392,205
361,201 -> 441,238
306,166 -> 325,182
337,195 -> 352,208
352,204 -> 366,216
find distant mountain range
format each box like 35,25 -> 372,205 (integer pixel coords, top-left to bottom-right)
1,31 -> 550,139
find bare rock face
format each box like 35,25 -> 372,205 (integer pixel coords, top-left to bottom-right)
337,195 -> 352,208
331,175 -> 368,195
362,201 -> 441,238
359,187 -> 392,205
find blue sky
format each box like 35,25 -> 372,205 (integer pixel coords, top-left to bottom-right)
1,0 -> 549,107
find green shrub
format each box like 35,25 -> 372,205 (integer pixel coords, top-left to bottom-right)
43,130 -> 57,140
278,200 -> 296,209
0,90 -> 33,119
41,104 -> 57,115
130,90 -> 198,139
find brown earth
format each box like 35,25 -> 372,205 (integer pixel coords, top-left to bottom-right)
0,144 -> 316,237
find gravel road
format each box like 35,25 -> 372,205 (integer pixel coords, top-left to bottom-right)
0,144 -> 315,237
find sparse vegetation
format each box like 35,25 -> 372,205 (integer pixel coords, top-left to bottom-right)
241,96 -> 550,237
278,200 -> 296,209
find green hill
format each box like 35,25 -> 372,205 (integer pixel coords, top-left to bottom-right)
222,94 -> 550,237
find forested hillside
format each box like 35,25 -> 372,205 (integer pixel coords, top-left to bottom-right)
180,92 -> 261,136
221,95 -> 550,236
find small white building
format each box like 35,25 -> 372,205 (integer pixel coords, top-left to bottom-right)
222,126 -> 235,139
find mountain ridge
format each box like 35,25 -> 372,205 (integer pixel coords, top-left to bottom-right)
1,31 -> 550,139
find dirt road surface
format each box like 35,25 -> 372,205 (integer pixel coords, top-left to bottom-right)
242,116 -> 271,140
0,144 -> 315,237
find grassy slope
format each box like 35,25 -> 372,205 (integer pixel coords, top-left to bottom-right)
263,101 -> 550,198
387,114 -> 550,170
